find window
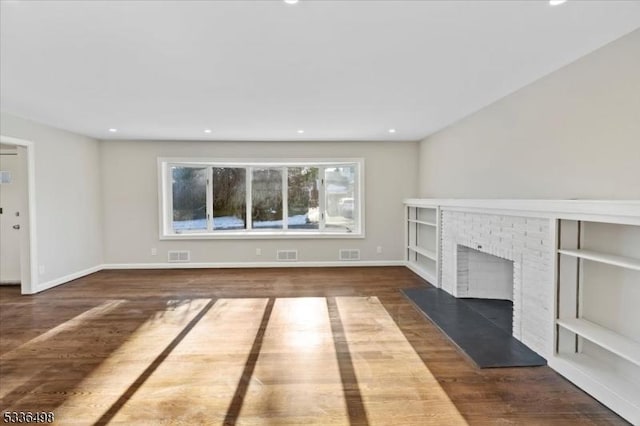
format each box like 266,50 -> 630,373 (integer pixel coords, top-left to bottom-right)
171,166 -> 207,231
252,168 -> 283,230
325,166 -> 356,232
212,167 -> 246,230
159,159 -> 363,238
287,167 -> 319,230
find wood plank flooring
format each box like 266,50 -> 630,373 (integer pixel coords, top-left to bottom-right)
0,267 -> 627,425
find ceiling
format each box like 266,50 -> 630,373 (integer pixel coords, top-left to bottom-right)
1,1 -> 639,142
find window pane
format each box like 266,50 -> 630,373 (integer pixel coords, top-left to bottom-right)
172,166 -> 207,231
212,167 -> 246,230
287,167 -> 319,230
325,166 -> 357,232
252,168 -> 283,229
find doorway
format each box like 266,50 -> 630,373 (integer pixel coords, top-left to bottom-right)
0,144 -> 24,284
0,135 -> 37,294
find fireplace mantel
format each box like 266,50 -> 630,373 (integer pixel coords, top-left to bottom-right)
404,198 -> 640,224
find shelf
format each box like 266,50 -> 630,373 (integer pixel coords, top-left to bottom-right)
556,318 -> 640,367
406,261 -> 436,285
408,219 -> 437,227
406,204 -> 439,287
558,249 -> 640,271
552,353 -> 640,418
408,245 -> 437,261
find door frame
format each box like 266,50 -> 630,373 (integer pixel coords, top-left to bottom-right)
0,135 -> 38,294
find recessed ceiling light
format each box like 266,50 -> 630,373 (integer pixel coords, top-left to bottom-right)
108,128 -> 118,133
284,0 -> 299,4
297,129 -> 305,134
204,129 -> 212,134
388,128 -> 396,134
549,0 -> 567,6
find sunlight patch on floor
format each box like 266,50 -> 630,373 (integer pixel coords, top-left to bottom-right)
100,298 -> 269,425
54,298 -> 213,423
7,296 -> 467,425
238,297 -> 350,425
336,296 -> 467,425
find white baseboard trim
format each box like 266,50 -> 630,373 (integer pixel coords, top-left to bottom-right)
36,264 -> 104,293
102,260 -> 405,270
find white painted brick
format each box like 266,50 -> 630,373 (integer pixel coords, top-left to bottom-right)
441,210 -> 554,357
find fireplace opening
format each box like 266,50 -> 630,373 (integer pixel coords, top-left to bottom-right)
457,245 -> 515,335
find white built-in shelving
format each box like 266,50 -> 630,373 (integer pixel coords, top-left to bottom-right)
405,201 -> 439,286
555,218 -> 640,424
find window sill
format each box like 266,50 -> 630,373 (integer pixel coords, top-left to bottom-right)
159,231 -> 365,240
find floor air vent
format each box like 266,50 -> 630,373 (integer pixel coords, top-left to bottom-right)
168,250 -> 190,263
339,249 -> 360,261
277,250 -> 298,261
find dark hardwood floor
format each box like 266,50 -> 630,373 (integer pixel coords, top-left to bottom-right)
0,267 -> 626,425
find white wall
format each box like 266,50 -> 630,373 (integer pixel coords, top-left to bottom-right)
100,140 -> 418,265
418,29 -> 640,199
0,112 -> 103,292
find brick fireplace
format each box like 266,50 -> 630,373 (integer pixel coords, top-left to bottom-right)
440,210 -> 554,357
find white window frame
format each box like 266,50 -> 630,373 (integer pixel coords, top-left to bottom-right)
158,158 -> 365,239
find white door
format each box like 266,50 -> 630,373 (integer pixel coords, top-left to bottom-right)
0,147 -> 23,284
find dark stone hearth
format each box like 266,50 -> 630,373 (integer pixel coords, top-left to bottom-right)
462,298 -> 513,335
402,286 -> 546,368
